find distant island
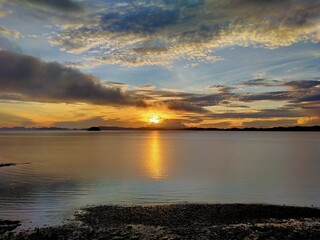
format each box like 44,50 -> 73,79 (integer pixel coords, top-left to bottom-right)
0,127 -> 70,131
0,126 -> 319,131
87,127 -> 101,131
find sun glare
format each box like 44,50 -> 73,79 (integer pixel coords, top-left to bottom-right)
149,115 -> 160,124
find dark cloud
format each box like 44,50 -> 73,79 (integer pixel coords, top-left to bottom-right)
298,93 -> 320,102
104,6 -> 180,34
185,93 -> 232,107
240,91 -> 293,102
0,50 -> 146,107
165,100 -> 209,114
208,85 -> 236,93
21,0 -> 82,12
131,88 -> 195,99
199,121 -> 232,129
242,79 -> 282,87
207,109 -> 305,119
285,80 -> 320,89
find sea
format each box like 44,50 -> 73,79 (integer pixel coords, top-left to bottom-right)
0,130 -> 319,229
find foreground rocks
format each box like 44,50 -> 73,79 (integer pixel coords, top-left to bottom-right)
0,220 -> 20,235
3,204 -> 320,240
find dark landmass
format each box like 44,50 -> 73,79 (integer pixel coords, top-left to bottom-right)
0,125 -> 319,132
0,163 -> 17,168
0,127 -> 70,131
187,125 -> 320,132
93,125 -> 320,132
4,204 -> 320,240
87,127 -> 101,131
0,162 -> 31,168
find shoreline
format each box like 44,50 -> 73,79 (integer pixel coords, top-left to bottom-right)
2,203 -> 320,239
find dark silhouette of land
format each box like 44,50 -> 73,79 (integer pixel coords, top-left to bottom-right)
86,127 -> 101,131
0,163 -> 16,168
0,162 -> 31,168
94,125 -> 320,131
0,127 -> 69,131
0,125 -> 319,131
186,125 -> 320,132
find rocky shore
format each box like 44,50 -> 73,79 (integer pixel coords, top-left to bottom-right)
2,204 -> 320,239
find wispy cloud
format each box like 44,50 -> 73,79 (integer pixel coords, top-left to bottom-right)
0,112 -> 35,127
48,0 -> 320,66
242,79 -> 283,87
0,27 -> 20,39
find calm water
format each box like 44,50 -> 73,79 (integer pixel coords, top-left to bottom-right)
0,131 -> 319,228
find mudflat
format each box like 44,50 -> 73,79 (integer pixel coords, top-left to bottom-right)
2,204 -> 320,240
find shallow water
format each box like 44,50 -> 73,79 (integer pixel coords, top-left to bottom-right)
0,130 -> 319,228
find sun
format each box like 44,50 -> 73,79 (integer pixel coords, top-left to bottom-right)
149,115 -> 160,124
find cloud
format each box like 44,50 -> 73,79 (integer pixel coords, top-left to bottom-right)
297,116 -> 320,125
208,85 -> 236,94
242,79 -> 283,87
0,50 -> 212,114
207,108 -> 306,119
18,0 -> 82,12
153,118 -> 186,129
181,78 -> 319,118
0,112 -> 35,127
130,88 -> 194,101
240,91 -> 293,102
284,80 -> 320,108
49,0 -> 320,66
198,121 -> 232,129
0,27 -> 20,39
0,50 -> 147,107
242,119 -> 298,128
185,93 -> 233,107
285,80 -> 320,89
142,79 -> 319,117
298,93 -> 320,102
165,100 -> 209,114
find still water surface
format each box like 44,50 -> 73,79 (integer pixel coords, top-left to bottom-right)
0,131 -> 319,228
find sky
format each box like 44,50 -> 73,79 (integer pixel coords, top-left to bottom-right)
0,0 -> 319,128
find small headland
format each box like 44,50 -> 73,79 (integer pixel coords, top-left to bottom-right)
86,127 -> 101,132
0,163 -> 17,168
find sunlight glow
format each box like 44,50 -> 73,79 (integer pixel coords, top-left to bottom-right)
149,115 -> 160,124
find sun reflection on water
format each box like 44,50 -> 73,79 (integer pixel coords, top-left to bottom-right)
148,131 -> 165,180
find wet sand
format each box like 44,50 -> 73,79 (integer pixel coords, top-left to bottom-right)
2,204 -> 320,239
